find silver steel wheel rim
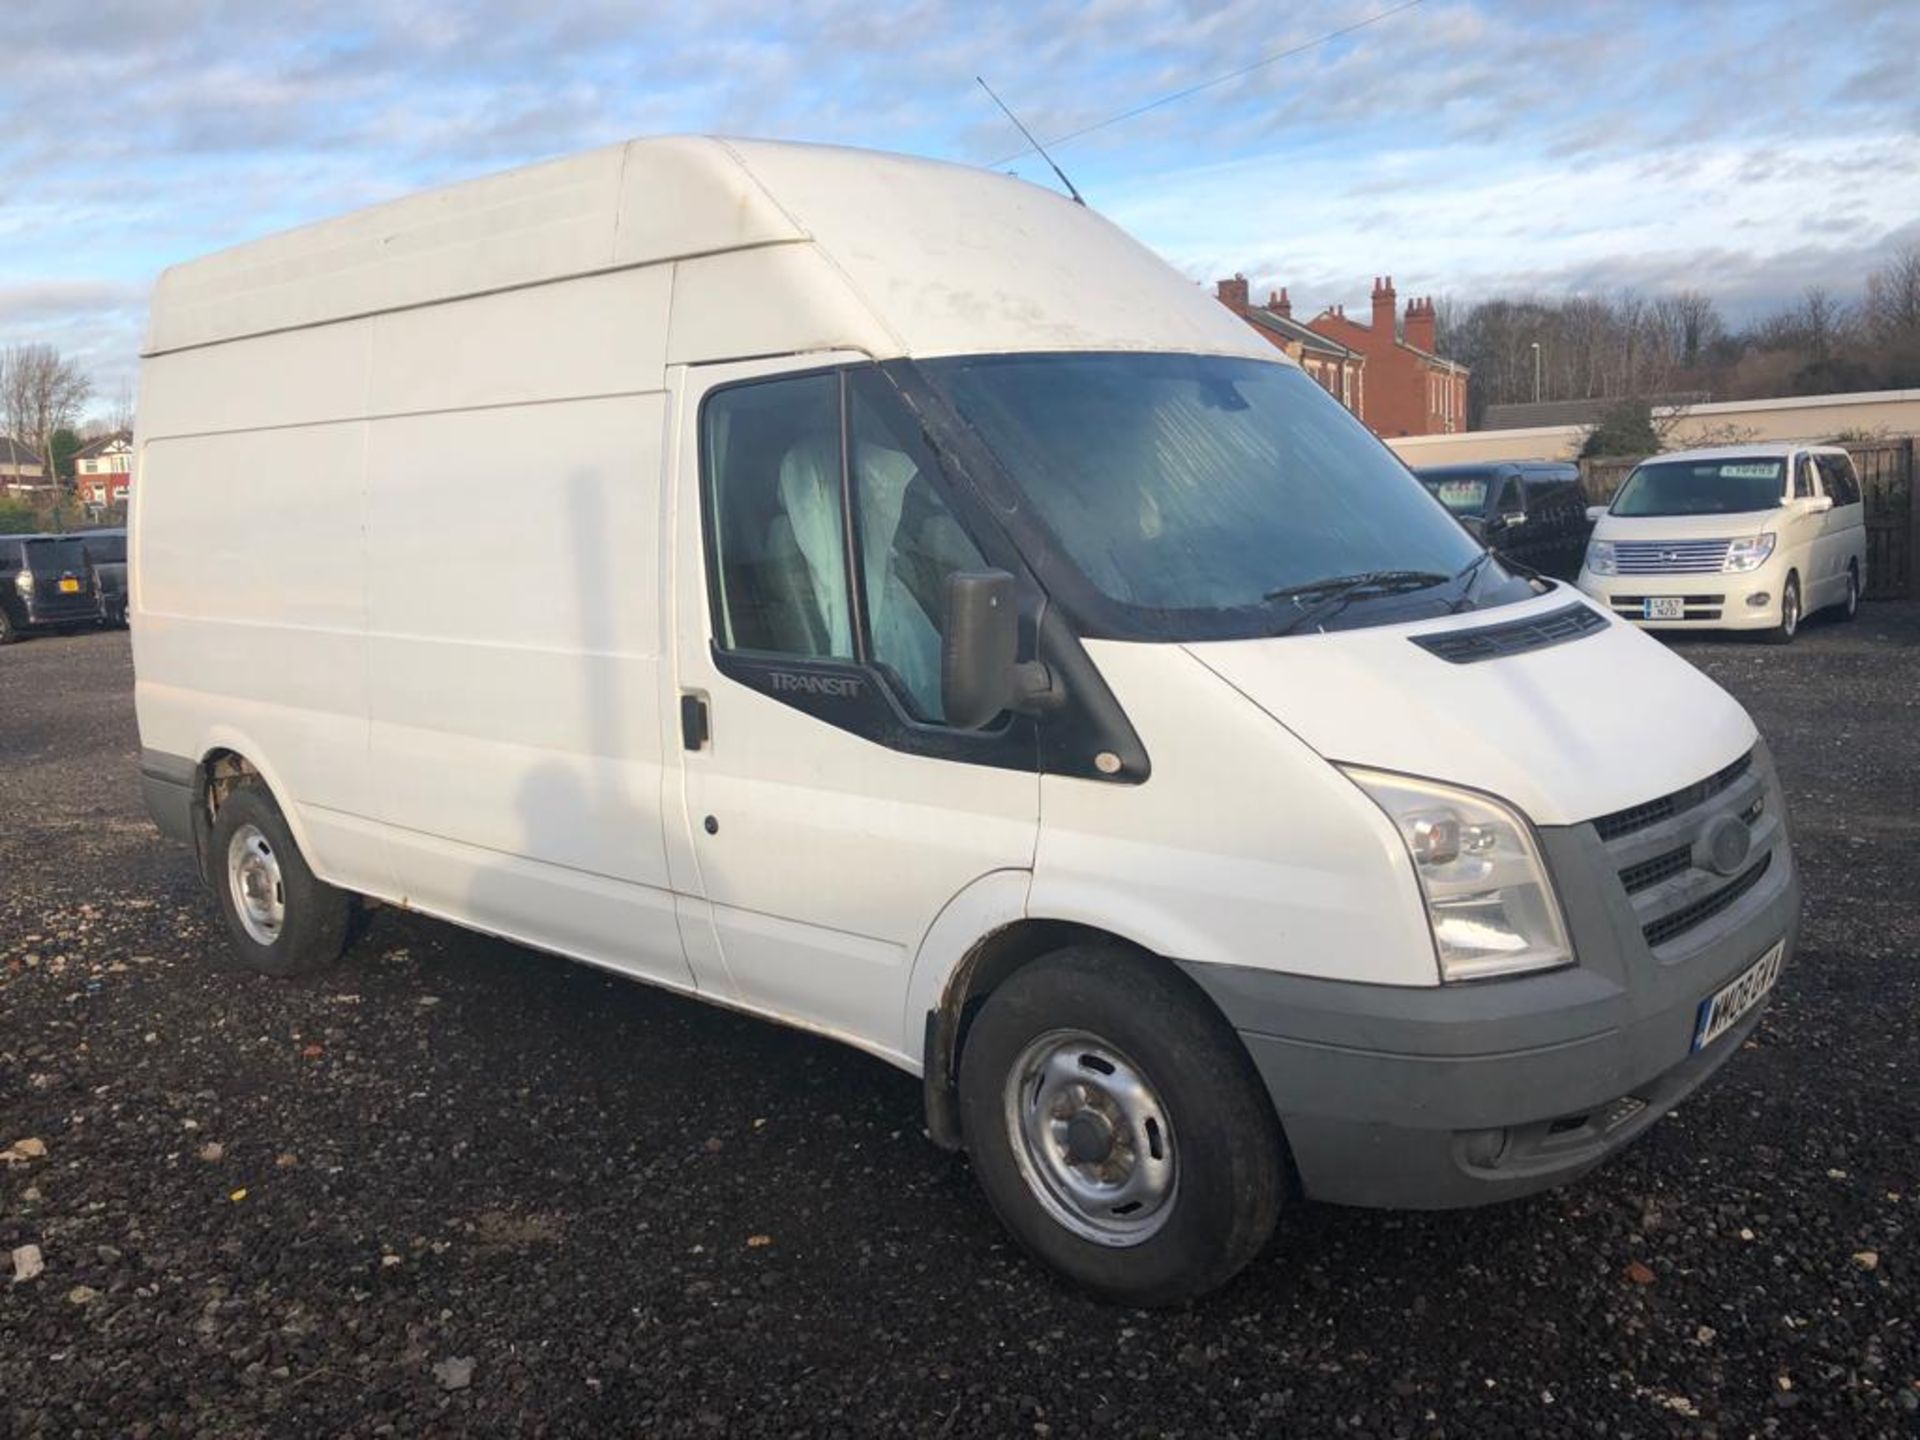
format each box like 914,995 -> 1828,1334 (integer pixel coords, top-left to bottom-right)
1847,573 -> 1858,614
1003,1029 -> 1177,1247
1783,583 -> 1799,635
227,823 -> 285,946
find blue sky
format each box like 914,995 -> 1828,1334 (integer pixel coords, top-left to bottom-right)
3,0 -> 1916,414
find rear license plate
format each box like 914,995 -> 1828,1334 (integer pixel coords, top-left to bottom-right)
1692,940 -> 1784,1052
1644,597 -> 1684,620
58,577 -> 80,594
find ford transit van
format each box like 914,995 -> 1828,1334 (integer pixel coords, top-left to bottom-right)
133,139 -> 1800,1303
1578,444 -> 1867,642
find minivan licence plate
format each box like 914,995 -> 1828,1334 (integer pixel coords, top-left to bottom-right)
1692,940 -> 1784,1052
59,577 -> 80,594
1644,597 -> 1684,620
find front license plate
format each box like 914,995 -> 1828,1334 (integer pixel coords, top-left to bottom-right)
1644,597 -> 1684,620
1692,940 -> 1784,1052
58,577 -> 80,594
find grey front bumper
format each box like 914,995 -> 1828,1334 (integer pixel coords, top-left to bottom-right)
1180,747 -> 1801,1210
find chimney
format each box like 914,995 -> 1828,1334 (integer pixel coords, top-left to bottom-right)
1371,275 -> 1396,335
1215,274 -> 1250,312
1405,295 -> 1436,353
1271,286 -> 1292,319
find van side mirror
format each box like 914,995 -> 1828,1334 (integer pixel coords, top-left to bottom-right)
941,571 -> 1061,730
1585,505 -> 1608,523
1806,494 -> 1834,515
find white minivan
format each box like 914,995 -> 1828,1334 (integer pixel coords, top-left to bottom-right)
133,138 -> 1800,1303
1578,444 -> 1867,642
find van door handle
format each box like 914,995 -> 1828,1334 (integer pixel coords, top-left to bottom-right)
680,692 -> 710,751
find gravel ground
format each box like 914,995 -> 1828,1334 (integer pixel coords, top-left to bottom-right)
2,607 -> 1917,1438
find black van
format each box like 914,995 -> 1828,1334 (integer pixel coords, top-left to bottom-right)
0,533 -> 104,642
1414,461 -> 1593,581
77,528 -> 128,626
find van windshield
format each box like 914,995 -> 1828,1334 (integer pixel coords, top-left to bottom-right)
1611,459 -> 1785,517
917,354 -> 1499,639
23,538 -> 89,572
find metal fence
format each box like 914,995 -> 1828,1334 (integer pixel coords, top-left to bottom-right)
1577,439 -> 1917,600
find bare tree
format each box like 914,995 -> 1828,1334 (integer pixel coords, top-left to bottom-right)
0,344 -> 92,493
1652,290 -> 1725,371
1864,246 -> 1920,345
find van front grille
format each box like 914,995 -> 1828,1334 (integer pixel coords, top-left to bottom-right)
1619,844 -> 1693,895
1594,752 -> 1752,842
1642,853 -> 1772,948
1613,540 -> 1731,574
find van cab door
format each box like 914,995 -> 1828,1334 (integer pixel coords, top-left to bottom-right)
1813,453 -> 1864,603
1783,453 -> 1830,595
662,356 -> 1041,1061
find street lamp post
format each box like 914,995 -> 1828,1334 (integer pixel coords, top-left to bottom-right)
1530,341 -> 1542,405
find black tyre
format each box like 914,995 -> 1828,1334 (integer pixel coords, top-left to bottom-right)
209,778 -> 352,978
1838,563 -> 1860,622
1764,573 -> 1800,645
0,605 -> 17,645
958,945 -> 1284,1306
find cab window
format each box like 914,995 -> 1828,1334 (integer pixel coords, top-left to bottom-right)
703,371 -> 855,660
847,370 -> 986,723
1793,456 -> 1817,499
703,368 -> 988,725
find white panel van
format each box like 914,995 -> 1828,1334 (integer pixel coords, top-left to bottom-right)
133,138 -> 1800,1303
1578,443 -> 1868,640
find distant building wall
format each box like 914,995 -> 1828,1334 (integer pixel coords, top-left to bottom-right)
1387,388 -> 1920,467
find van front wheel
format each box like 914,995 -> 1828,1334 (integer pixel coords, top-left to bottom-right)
957,946 -> 1284,1305
210,780 -> 352,978
1764,573 -> 1801,645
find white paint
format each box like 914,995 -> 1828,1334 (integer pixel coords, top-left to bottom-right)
1577,445 -> 1870,632
132,135 -> 1770,1095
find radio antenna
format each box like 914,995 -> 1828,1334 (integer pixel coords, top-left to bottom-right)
976,76 -> 1086,206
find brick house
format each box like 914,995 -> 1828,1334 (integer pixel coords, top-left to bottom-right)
1306,277 -> 1467,437
73,431 -> 133,506
1214,277 -> 1366,420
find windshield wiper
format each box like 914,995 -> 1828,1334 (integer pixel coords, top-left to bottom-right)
1265,569 -> 1450,636
1446,550 -> 1496,611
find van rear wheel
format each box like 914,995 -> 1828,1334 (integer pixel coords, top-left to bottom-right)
957,945 -> 1284,1305
209,779 -> 352,978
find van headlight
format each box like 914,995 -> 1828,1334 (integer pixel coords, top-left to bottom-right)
1724,533 -> 1776,572
1584,539 -> 1616,576
1343,767 -> 1573,982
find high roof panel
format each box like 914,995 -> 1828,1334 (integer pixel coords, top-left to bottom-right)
145,137 -> 1276,366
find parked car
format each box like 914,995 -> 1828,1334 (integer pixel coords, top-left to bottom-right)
0,532 -> 103,642
1415,461 -> 1593,580
133,137 -> 1800,1304
78,527 -> 128,626
1578,444 -> 1866,643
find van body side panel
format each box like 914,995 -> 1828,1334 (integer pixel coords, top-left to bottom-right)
133,308 -> 379,891
365,381 -> 690,990
1032,643 -> 1438,988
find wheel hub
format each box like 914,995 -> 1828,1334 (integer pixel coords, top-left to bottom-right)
1003,1030 -> 1178,1247
226,823 -> 286,946
1064,1108 -> 1115,1165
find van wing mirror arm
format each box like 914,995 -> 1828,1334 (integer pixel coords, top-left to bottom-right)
941,570 -> 1067,730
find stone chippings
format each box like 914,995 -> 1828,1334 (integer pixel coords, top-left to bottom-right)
1,613 -> 1917,1436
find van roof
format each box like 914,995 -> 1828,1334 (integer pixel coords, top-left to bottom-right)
1650,442 -> 1845,465
145,137 -> 1274,367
